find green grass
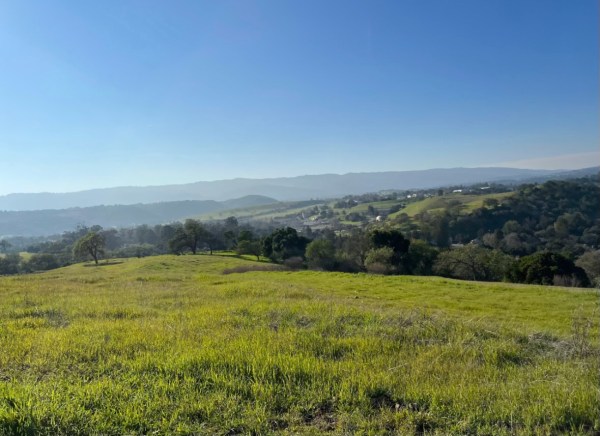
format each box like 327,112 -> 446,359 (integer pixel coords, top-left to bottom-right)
0,255 -> 598,435
18,252 -> 33,261
392,192 -> 515,218
0,253 -> 33,261
460,192 -> 515,211
344,200 -> 403,214
196,201 -> 325,221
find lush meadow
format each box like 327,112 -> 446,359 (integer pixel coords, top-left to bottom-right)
0,255 -> 598,435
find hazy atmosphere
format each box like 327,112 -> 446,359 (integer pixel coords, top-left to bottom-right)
0,0 -> 598,195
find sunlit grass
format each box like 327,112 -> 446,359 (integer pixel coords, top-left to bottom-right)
344,199 -> 402,213
197,201 -> 324,221
0,254 -> 598,434
391,192 -> 515,218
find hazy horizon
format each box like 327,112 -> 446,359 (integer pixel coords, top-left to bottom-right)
0,161 -> 596,197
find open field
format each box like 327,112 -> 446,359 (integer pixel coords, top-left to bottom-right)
392,192 -> 515,218
0,254 -> 598,435
343,200 -> 402,213
196,201 -> 325,222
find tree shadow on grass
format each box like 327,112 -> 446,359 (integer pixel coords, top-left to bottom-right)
83,261 -> 124,267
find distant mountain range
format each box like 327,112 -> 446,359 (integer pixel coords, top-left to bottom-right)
2,166 -> 598,213
0,166 -> 597,237
0,196 -> 277,237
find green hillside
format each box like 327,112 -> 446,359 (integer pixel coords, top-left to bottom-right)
394,192 -> 515,218
196,200 -> 325,221
195,192 -> 515,225
0,255 -> 598,434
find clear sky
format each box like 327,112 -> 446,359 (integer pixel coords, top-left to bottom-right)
0,0 -> 598,195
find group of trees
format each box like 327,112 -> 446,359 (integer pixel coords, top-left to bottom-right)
432,245 -> 593,287
260,227 -> 421,275
1,176 -> 598,288
399,178 -> 599,256
0,252 -> 61,275
256,226 -> 594,287
250,176 -> 599,288
1,218 -> 597,288
0,216 -> 275,273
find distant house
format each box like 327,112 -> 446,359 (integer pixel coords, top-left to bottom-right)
452,189 -> 463,193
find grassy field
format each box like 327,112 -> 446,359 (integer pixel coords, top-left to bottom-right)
392,192 -> 515,218
196,201 -> 325,221
0,254 -> 598,435
343,200 -> 403,214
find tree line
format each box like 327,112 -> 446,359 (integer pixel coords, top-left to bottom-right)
1,177 -> 598,287
260,226 -> 595,287
0,217 -> 273,274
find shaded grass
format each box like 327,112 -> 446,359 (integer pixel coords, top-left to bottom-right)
0,254 -> 598,435
222,264 -> 288,275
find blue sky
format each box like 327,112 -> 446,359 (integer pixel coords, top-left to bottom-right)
0,0 -> 597,195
